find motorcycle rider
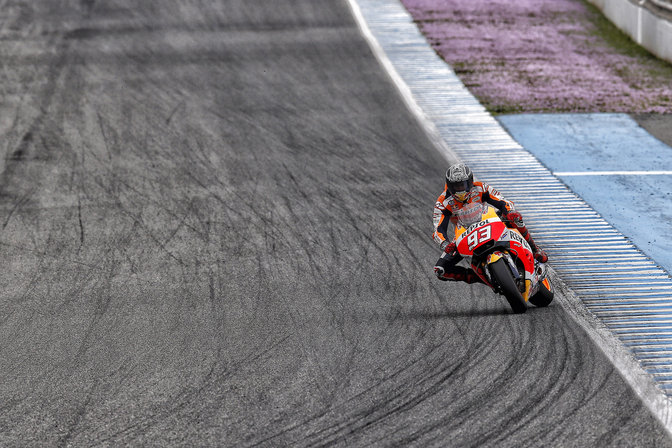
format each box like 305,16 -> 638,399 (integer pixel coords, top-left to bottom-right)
433,163 -> 548,283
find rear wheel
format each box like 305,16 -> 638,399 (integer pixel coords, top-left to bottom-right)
489,259 -> 527,314
529,280 -> 554,307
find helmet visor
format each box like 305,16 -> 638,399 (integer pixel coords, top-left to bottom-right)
447,179 -> 473,196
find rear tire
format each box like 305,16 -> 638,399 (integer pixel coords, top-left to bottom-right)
529,280 -> 554,307
489,259 -> 527,314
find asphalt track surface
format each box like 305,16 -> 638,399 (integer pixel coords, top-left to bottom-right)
0,1 -> 671,446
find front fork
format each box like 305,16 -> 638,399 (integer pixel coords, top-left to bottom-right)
480,251 -> 524,293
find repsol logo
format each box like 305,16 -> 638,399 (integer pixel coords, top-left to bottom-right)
466,219 -> 491,234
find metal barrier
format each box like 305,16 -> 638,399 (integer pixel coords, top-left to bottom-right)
651,0 -> 672,11
587,0 -> 672,64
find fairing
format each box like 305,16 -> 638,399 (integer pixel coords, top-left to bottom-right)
451,203 -> 543,301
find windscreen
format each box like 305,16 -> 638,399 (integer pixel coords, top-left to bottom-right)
453,202 -> 488,228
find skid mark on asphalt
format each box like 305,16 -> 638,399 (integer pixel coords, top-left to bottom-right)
351,0 -> 672,439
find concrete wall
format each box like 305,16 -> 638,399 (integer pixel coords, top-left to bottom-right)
587,0 -> 672,64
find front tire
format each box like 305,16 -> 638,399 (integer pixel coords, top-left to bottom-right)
489,259 -> 527,314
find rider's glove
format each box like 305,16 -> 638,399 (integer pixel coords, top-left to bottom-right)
440,240 -> 457,254
502,210 -> 522,223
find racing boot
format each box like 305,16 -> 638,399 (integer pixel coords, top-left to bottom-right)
434,266 -> 484,284
533,247 -> 548,263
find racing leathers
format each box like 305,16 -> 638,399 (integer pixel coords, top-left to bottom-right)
432,181 -> 546,283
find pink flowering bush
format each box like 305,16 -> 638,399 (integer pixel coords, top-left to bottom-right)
401,0 -> 672,113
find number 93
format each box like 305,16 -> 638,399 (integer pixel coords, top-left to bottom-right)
467,226 -> 491,250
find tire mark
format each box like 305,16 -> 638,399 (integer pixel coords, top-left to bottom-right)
56,379 -> 99,448
77,194 -> 85,247
165,100 -> 184,126
2,189 -> 35,229
95,112 -> 113,161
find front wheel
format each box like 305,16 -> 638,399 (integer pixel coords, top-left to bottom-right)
489,258 -> 527,314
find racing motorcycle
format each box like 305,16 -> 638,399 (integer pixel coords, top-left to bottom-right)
452,202 -> 553,313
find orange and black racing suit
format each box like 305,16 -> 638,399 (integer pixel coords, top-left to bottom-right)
432,181 -> 536,283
